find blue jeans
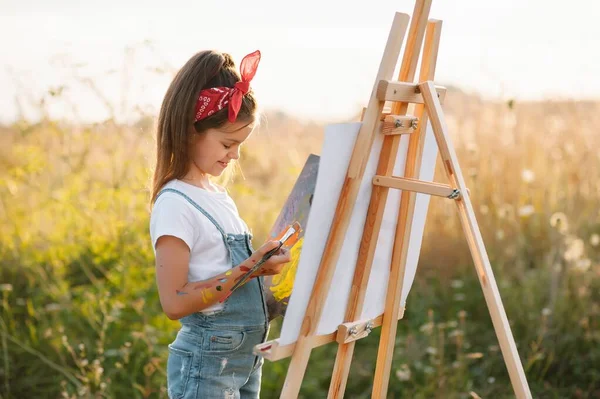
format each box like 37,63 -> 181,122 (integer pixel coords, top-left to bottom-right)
167,322 -> 266,399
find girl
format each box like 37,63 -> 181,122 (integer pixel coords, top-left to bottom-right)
149,49 -> 290,399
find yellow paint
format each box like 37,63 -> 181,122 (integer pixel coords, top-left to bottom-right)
269,237 -> 303,301
201,288 -> 214,303
225,270 -> 232,276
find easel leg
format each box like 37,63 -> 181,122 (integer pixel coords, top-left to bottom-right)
371,17 -> 441,399
420,81 -> 532,399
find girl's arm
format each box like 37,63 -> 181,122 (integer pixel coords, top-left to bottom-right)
154,236 -> 289,320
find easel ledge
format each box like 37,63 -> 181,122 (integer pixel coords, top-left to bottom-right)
254,307 -> 405,361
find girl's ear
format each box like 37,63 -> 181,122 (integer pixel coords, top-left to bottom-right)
188,125 -> 200,144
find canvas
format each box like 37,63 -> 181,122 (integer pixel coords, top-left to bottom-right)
278,120 -> 438,345
263,154 -> 320,320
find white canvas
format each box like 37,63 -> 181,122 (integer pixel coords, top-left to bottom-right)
279,121 -> 438,346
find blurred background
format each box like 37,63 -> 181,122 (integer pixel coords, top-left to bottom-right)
1,0 -> 599,397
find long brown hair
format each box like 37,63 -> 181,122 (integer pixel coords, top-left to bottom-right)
150,50 -> 257,206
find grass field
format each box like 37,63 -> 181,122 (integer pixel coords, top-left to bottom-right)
1,86 -> 598,398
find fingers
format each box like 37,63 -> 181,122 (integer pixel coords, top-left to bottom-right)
254,248 -> 291,276
280,247 -> 291,261
268,247 -> 291,264
258,240 -> 281,255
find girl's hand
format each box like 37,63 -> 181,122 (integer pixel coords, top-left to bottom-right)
249,240 -> 291,277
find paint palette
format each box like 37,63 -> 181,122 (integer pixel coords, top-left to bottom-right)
264,154 -> 320,320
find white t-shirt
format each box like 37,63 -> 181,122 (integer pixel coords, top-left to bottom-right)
149,179 -> 250,313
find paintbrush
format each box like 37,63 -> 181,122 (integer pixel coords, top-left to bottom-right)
221,221 -> 301,302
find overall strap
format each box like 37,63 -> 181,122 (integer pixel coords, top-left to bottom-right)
156,188 -> 228,240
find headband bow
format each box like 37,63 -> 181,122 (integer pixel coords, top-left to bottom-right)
194,50 -> 261,124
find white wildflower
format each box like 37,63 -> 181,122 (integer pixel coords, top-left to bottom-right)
426,347 -> 437,355
0,284 -> 13,292
521,169 -> 535,183
395,364 -> 411,381
518,205 -> 535,217
453,293 -> 466,301
542,308 -> 552,316
497,205 -> 513,219
451,279 -> 464,289
564,238 -> 585,262
466,352 -> 484,359
419,322 -> 434,334
44,303 -> 62,312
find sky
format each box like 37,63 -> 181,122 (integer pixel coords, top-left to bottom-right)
1,0 -> 599,124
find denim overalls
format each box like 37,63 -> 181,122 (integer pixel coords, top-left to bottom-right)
157,188 -> 269,399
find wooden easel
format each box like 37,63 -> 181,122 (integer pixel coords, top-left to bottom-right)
254,1 -> 532,397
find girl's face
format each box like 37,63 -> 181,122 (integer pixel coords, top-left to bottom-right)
189,120 -> 254,177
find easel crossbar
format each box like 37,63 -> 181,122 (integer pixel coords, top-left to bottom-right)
372,175 -> 462,198
376,80 -> 446,103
